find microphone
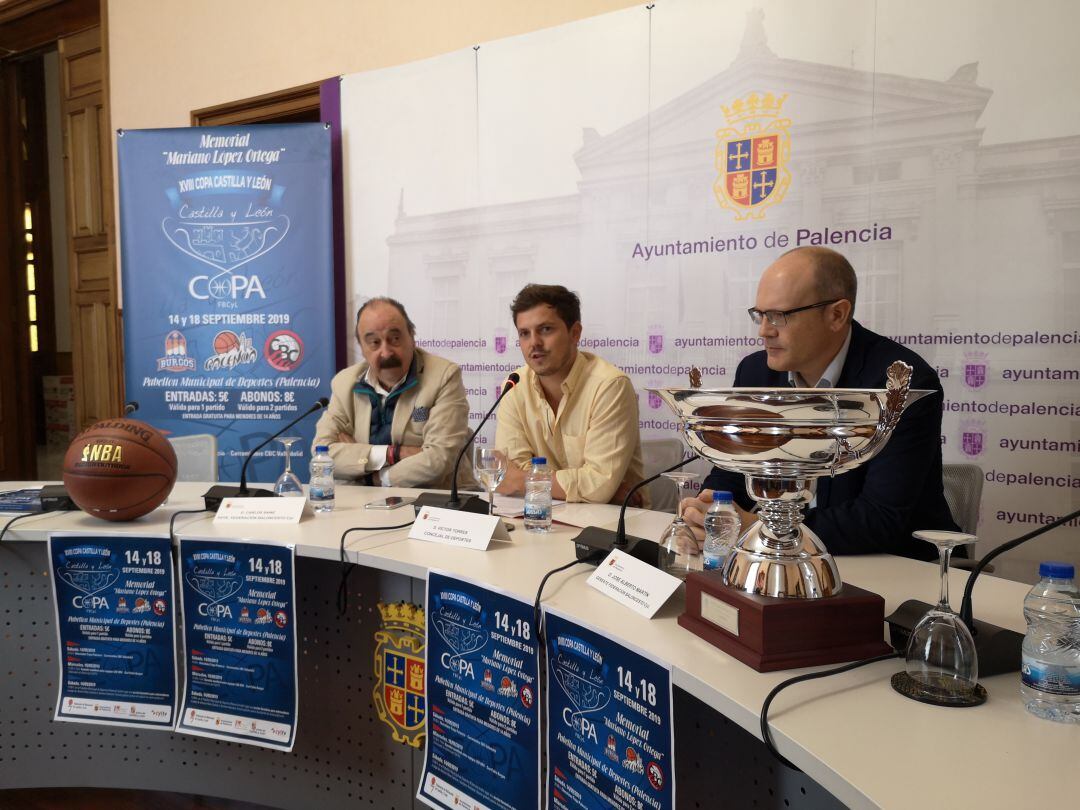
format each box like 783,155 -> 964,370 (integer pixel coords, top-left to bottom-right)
572,455 -> 697,566
885,505 -> 1080,678
124,401 -> 139,415
412,373 -> 520,515
202,397 -> 330,511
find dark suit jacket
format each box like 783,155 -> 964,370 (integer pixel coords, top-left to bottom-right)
702,320 -> 957,561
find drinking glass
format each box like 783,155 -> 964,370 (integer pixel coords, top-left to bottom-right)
273,436 -> 304,497
895,530 -> 983,706
473,447 -> 507,516
657,472 -> 702,580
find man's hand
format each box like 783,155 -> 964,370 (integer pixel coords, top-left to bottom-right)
681,489 -> 756,549
337,432 -> 355,444
397,445 -> 422,461
496,459 -> 526,496
610,480 -> 644,508
680,489 -> 712,546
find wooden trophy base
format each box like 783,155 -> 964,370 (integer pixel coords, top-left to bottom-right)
680,571 -> 893,672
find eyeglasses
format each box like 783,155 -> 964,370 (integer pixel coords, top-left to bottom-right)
747,299 -> 842,328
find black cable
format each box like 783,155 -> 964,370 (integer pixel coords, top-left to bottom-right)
168,508 -> 212,545
532,552 -> 606,647
759,651 -> 902,771
0,512 -> 44,543
959,506 -> 1080,632
337,520 -> 415,617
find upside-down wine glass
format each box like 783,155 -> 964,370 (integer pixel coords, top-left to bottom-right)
657,472 -> 703,580
473,446 -> 507,516
273,436 -> 304,497
891,530 -> 985,707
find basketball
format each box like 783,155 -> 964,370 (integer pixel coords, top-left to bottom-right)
214,330 -> 240,354
62,418 -> 178,521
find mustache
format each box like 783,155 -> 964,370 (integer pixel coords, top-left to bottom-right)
378,356 -> 403,369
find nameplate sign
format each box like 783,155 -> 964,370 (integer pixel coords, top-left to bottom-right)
214,497 -> 306,525
587,548 -> 682,618
408,506 -> 510,550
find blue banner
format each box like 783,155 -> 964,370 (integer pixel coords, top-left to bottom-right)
117,124 -> 336,483
49,534 -> 177,729
419,571 -> 541,810
544,610 -> 675,810
176,538 -> 297,750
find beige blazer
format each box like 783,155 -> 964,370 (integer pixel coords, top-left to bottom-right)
313,348 -> 471,489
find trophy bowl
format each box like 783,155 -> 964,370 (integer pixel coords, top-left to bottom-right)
652,361 -> 931,599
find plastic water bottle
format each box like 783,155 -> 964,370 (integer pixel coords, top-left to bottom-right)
1021,561 -> 1080,723
308,445 -> 336,513
523,457 -> 552,532
703,491 -> 741,571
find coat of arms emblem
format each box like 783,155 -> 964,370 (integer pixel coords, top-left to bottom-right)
373,601 -> 426,747
714,91 -> 791,220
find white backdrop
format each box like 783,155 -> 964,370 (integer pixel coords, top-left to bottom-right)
340,0 -> 1080,576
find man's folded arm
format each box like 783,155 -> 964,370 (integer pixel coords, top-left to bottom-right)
385,364 -> 470,488
554,377 -> 639,503
312,389 -> 374,478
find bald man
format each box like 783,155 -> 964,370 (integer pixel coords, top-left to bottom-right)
683,247 -> 957,560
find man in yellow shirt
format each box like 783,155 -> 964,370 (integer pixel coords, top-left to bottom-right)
495,284 -> 646,505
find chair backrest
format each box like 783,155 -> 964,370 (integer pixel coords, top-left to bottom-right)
640,438 -> 687,513
942,463 -> 983,535
169,434 -> 219,483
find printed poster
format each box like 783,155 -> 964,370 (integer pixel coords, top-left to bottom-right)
117,123 -> 336,484
544,608 -> 675,810
49,533 -> 177,729
419,571 -> 541,810
176,537 -> 298,750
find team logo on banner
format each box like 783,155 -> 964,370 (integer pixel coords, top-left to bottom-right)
960,419 -> 986,458
963,351 -> 989,390
157,330 -> 196,372
714,92 -> 791,220
204,330 -> 258,371
264,330 -> 304,372
373,601 -> 426,747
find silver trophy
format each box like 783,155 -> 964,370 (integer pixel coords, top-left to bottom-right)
653,361 -> 929,599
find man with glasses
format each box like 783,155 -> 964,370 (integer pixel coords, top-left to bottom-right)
682,246 -> 957,559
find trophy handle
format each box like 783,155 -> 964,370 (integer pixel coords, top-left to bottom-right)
833,360 -> 913,470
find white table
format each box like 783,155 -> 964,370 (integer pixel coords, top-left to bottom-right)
2,481 -> 1074,810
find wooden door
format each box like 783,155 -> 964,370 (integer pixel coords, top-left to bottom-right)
58,25 -> 121,429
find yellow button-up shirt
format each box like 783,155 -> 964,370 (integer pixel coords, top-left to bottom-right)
494,351 -> 645,504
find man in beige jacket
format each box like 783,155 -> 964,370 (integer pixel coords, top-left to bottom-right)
313,297 -> 470,489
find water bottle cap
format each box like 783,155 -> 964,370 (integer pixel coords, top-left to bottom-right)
532,457 -> 547,465
1039,561 -> 1075,579
315,445 -> 329,453
712,490 -> 733,503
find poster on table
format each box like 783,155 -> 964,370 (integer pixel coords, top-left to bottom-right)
48,533 -> 177,729
117,123 -> 336,484
419,571 -> 541,810
544,608 -> 675,810
176,537 -> 298,750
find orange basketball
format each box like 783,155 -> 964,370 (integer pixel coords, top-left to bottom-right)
214,330 -> 240,354
62,418 -> 178,521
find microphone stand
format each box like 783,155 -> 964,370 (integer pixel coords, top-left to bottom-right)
202,398 -> 329,511
572,455 -> 697,566
885,505 -> 1080,676
412,374 -> 520,515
